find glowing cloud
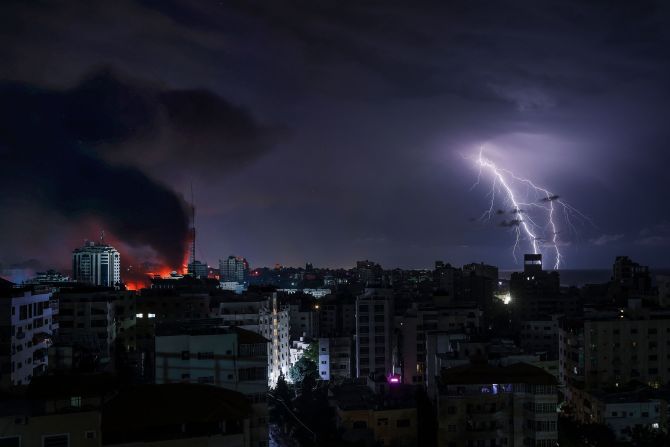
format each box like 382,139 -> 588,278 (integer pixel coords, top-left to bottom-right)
470,147 -> 591,269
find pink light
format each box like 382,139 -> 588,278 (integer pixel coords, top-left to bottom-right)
388,374 -> 401,384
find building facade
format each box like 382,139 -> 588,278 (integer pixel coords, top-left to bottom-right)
438,363 -> 558,447
56,290 -> 119,365
259,294 -> 290,386
356,288 -> 394,378
0,286 -> 54,388
318,336 -> 353,381
560,308 -> 670,397
155,324 -> 268,447
220,256 -> 249,283
72,241 -> 121,287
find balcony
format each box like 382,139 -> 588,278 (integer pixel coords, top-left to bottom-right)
33,348 -> 48,364
32,332 -> 52,347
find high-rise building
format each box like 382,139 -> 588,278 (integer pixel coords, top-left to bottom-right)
259,293 -> 291,386
559,307 -> 670,399
155,323 -> 269,447
438,362 -> 558,447
356,288 -> 394,378
56,290 -> 120,365
356,260 -> 384,286
220,256 -> 249,283
187,259 -> 208,278
318,336 -> 353,381
72,240 -> 120,287
212,291 -> 291,387
0,284 -> 55,388
509,254 -> 562,321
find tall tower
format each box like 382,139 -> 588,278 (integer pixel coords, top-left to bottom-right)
189,183 -> 196,268
72,239 -> 120,287
187,185 -> 207,278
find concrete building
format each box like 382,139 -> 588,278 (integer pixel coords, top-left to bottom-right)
259,294 -> 291,386
510,254 -> 580,321
520,317 -> 559,359
211,291 -> 291,387
220,255 -> 249,283
187,259 -> 208,279
72,240 -> 120,287
56,290 -> 119,365
155,323 -> 269,447
285,293 -> 319,340
570,384 -> 669,442
0,374 -> 111,447
135,290 -> 212,381
559,308 -> 670,395
290,336 -> 312,365
0,285 -> 54,388
434,262 -> 463,300
356,260 -> 384,286
318,294 -> 356,338
331,376 -> 418,447
318,336 -> 353,381
437,362 -> 558,447
398,303 -> 483,385
356,288 -> 395,378
104,384 -> 255,447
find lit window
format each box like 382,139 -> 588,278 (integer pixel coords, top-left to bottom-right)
136,313 -> 143,318
148,313 -> 156,318
71,396 -> 82,407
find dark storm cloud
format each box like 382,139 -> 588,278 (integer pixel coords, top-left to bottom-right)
0,69 -> 273,266
66,69 -> 276,177
2,0 -> 670,270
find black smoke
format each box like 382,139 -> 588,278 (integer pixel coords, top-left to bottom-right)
0,69 -> 273,266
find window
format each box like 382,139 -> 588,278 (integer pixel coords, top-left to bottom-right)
135,313 -> 143,318
181,351 -> 190,360
353,421 -> 367,429
197,352 -> 214,360
42,434 -> 69,447
239,367 -> 266,381
377,418 -> 388,426
85,432 -> 96,439
70,396 -> 81,408
448,424 -> 457,432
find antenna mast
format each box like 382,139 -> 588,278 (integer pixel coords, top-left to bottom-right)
190,183 -> 196,267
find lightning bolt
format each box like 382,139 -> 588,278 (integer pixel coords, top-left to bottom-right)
472,147 -> 589,269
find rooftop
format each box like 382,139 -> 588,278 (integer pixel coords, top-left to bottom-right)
156,321 -> 268,344
440,362 -> 557,386
103,384 -> 252,443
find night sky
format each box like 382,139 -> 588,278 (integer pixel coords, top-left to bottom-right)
1,1 -> 670,275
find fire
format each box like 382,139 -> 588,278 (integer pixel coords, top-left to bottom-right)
122,249 -> 190,290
